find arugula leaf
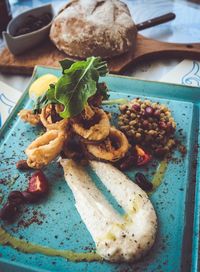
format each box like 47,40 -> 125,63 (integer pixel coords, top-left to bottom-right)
46,84 -> 57,103
59,59 -> 75,74
33,84 -> 57,113
92,57 -> 108,76
33,93 -> 47,114
33,56 -> 108,118
55,57 -> 108,118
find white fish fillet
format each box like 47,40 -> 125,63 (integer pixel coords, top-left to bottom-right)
60,159 -> 157,262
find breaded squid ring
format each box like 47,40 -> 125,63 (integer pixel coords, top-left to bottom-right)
18,109 -> 40,126
72,108 -> 110,142
25,130 -> 66,169
40,104 -> 68,131
86,127 -> 129,162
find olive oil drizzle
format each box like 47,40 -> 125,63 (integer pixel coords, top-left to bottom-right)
0,227 -> 102,262
0,161 -> 167,262
151,159 -> 168,193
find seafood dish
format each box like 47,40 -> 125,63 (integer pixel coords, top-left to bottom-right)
15,57 -> 163,261
0,57 -> 196,272
17,57 -> 177,170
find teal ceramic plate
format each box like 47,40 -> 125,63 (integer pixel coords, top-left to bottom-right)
0,66 -> 199,272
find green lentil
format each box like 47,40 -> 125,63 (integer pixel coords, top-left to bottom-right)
118,98 -> 176,156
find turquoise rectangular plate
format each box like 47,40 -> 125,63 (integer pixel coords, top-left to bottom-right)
0,66 -> 200,272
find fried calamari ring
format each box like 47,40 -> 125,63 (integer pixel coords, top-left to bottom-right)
18,109 -> 40,126
72,108 -> 110,142
25,130 -> 65,169
85,127 -> 129,162
40,104 -> 68,131
62,133 -> 85,161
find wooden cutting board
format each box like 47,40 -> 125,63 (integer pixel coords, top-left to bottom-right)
0,34 -> 200,75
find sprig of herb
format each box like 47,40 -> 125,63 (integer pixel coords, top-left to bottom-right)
33,84 -> 57,114
33,57 -> 108,118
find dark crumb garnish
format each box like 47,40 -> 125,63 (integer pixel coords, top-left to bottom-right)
178,144 -> 187,156
17,210 -> 46,228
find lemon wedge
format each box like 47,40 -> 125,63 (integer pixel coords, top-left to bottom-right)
29,74 -> 58,100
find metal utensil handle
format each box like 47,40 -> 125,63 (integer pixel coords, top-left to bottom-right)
136,12 -> 176,31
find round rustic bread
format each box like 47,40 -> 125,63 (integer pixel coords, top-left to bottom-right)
50,0 -> 137,58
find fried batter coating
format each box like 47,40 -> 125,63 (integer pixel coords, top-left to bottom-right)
72,107 -> 110,142
86,127 -> 129,162
18,109 -> 40,126
40,104 -> 68,131
84,105 -> 95,119
25,130 -> 66,169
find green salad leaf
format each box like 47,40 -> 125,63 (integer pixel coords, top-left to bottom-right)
33,84 -> 57,114
33,57 -> 108,118
59,59 -> 75,74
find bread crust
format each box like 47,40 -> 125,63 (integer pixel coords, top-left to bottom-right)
50,0 -> 137,58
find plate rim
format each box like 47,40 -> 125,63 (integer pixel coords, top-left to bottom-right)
0,65 -> 199,272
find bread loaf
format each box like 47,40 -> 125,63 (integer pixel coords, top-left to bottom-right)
50,0 -> 137,58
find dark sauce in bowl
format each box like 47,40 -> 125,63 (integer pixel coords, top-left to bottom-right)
13,12 -> 52,36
